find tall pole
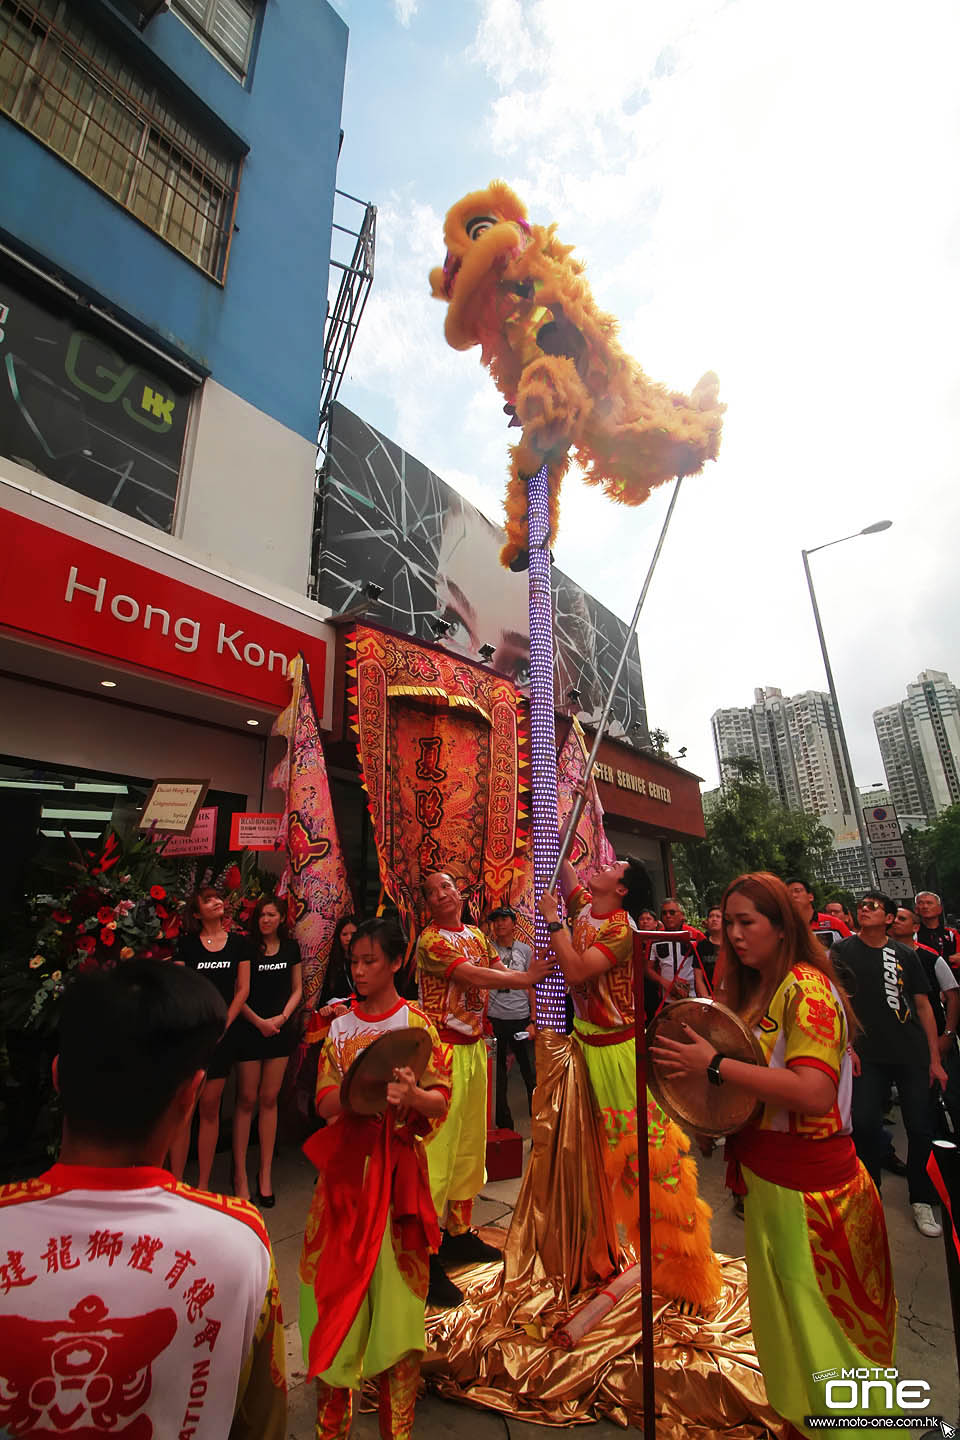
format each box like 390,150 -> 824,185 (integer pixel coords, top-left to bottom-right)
801,548 -> 875,888
526,464 -> 566,1030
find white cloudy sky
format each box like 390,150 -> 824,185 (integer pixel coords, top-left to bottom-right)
327,0 -> 960,792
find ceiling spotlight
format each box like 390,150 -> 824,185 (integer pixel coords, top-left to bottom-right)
245,719 -> 260,727
100,679 -> 117,688
478,643 -> 496,662
677,745 -> 687,758
431,618 -> 453,639
631,721 -> 645,733
567,688 -> 581,706
363,582 -> 383,601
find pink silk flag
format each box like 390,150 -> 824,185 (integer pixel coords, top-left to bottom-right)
512,716 -> 615,949
271,654 -> 352,1007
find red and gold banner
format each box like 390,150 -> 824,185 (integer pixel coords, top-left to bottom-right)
348,626 -> 528,927
271,655 -> 352,1006
512,717 -> 614,947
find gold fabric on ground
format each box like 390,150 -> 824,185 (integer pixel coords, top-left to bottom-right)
424,1242 -> 782,1436
423,1031 -> 783,1436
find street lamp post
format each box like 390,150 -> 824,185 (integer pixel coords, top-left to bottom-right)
801,520 -> 893,890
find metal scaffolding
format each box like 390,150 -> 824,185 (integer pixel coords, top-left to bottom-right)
317,187 -> 376,461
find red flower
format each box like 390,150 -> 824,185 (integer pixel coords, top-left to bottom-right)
155,904 -> 169,919
76,935 -> 96,955
100,928 -> 116,947
150,885 -> 167,901
163,917 -> 182,939
78,956 -> 98,973
97,906 -> 115,924
52,910 -> 72,924
224,864 -> 242,892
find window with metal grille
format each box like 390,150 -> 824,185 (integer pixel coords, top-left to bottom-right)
0,0 -> 241,281
171,0 -> 256,80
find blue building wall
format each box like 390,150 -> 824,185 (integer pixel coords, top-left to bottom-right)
0,0 -> 347,442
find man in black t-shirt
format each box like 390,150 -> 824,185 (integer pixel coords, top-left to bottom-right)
833,891 -> 948,1238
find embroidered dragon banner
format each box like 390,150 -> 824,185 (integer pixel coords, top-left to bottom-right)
349,625 -> 528,928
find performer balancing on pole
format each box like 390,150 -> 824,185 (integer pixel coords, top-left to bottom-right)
539,856 -> 723,1311
652,874 -> 897,1435
417,871 -> 549,1307
298,919 -> 451,1440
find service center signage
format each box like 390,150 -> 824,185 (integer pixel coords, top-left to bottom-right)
0,508 -> 329,711
593,759 -> 672,804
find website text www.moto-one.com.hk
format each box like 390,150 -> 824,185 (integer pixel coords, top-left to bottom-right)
805,1366 -> 944,1430
805,1418 -> 945,1430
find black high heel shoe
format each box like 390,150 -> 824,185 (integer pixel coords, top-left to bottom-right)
256,1183 -> 276,1209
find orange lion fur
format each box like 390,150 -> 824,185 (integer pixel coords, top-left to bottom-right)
430,181 -> 724,568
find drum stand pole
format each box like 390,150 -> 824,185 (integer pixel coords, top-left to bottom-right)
632,945 -> 657,1438
548,477 -> 684,892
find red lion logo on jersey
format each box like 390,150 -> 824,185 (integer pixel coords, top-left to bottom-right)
0,1293 -> 176,1435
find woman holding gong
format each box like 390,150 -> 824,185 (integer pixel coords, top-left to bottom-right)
652,873 -> 896,1436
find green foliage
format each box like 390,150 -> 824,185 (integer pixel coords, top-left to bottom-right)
675,757 -> 836,912
904,805 -> 960,911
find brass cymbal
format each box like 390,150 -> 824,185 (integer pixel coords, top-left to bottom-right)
340,1027 -> 433,1115
647,998 -> 763,1138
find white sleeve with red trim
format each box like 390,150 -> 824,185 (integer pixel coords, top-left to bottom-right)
0,1174 -> 285,1439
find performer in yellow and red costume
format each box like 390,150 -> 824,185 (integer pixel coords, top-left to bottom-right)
540,856 -> 723,1311
416,871 -> 548,1307
653,873 -> 897,1436
429,180 -> 724,569
299,918 -> 450,1440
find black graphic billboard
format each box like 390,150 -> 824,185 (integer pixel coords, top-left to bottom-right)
317,403 -> 649,739
0,267 -> 190,531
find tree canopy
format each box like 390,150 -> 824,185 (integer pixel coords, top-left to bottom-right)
903,805 -> 960,912
676,757 -> 836,911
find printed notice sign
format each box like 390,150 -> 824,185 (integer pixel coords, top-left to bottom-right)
229,812 -> 282,852
139,779 -> 210,835
159,807 -> 218,857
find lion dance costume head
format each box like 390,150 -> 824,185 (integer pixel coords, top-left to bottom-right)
430,181 -> 724,570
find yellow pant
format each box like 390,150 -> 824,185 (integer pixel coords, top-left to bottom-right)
424,1039 -> 487,1223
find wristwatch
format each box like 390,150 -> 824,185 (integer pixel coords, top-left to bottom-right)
706,1052 -> 725,1087
547,921 -> 564,934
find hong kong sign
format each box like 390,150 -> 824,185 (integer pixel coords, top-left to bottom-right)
0,507 -> 329,711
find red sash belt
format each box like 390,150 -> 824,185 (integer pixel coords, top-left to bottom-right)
439,1027 -> 484,1047
576,1022 -> 636,1047
301,1112 -> 440,1377
725,1126 -> 857,1197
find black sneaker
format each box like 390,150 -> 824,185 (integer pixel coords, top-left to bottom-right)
427,1254 -> 463,1308
439,1229 -> 503,1265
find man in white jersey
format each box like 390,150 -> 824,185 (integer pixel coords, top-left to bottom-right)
0,960 -> 286,1439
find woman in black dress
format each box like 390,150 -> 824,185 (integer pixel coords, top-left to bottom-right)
232,897 -> 302,1206
316,913 -> 357,1014
169,885 -> 251,1190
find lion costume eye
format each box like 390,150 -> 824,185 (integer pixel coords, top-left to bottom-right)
465,215 -> 498,241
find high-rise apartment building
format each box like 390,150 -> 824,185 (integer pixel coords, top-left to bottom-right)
713,687 -> 852,821
712,686 -> 867,886
874,670 -> 960,824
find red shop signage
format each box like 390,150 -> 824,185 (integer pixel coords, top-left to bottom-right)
0,508 -> 328,709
